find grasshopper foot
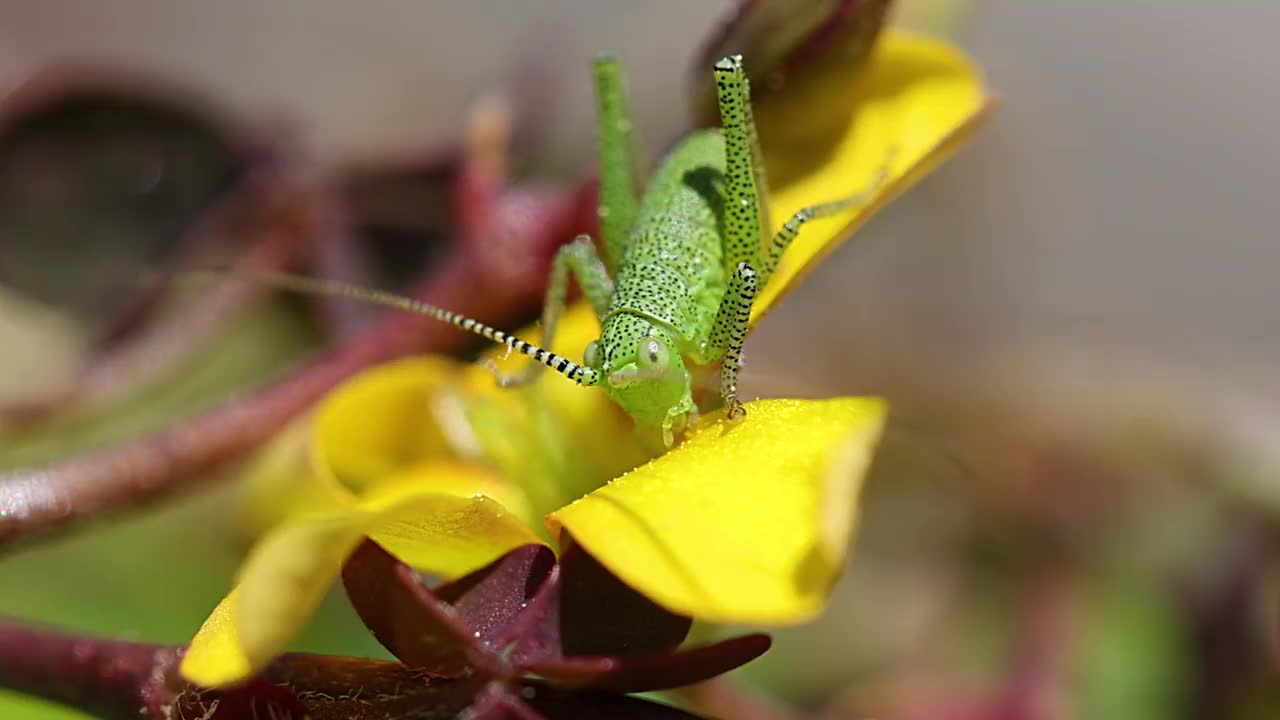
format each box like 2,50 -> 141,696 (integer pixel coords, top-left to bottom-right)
726,397 -> 747,421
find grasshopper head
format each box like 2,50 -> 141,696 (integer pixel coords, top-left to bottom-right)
591,315 -> 693,444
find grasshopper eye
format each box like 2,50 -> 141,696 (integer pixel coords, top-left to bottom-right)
637,337 -> 668,370
584,340 -> 601,368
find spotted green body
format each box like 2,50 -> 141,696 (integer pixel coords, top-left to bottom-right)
502,54 -> 885,446
594,131 -> 728,431
241,55 -> 887,448
613,131 -> 729,344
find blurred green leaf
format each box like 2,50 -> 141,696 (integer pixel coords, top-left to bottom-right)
1079,572 -> 1192,720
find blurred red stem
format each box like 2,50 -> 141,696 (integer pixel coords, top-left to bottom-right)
995,571 -> 1079,720
0,247 -> 527,549
0,617 -> 179,720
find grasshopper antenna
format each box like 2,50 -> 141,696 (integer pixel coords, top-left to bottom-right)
186,268 -> 600,387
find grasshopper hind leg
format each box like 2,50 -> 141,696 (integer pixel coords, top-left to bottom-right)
592,57 -> 647,270
712,54 -> 769,279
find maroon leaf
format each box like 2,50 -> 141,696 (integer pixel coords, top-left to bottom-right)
342,540 -> 557,678
494,560 -> 564,665
435,543 -> 559,651
342,539 -> 493,677
525,633 -> 772,694
509,543 -> 693,665
551,542 -> 693,658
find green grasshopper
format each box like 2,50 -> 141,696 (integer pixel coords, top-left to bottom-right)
254,54 -> 886,447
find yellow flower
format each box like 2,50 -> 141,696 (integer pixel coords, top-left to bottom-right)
182,30 -> 992,688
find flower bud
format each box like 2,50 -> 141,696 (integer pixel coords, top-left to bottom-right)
689,0 -> 894,127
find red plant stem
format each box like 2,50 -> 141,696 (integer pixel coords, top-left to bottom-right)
0,617 -> 180,720
0,248 -> 534,550
0,619 -> 492,720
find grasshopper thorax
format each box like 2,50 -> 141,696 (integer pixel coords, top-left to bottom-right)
594,312 -> 694,442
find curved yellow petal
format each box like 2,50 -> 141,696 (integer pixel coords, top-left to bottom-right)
753,30 -> 994,323
233,514 -> 364,679
360,461 -> 546,576
181,589 -> 253,688
182,461 -> 542,688
313,356 -> 462,492
180,511 -> 369,687
239,357 -> 470,538
237,415 -> 354,539
549,397 -> 886,624
367,458 -> 536,527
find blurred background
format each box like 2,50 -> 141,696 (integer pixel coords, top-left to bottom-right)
1,1 -> 1277,718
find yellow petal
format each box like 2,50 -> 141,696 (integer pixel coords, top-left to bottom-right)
548,397 -> 885,624
181,513 -> 367,687
360,461 -> 546,576
181,588 -> 253,688
312,356 -> 463,492
182,461 -> 543,688
236,514 -> 363,673
237,415 -> 354,539
366,458 -> 536,526
753,30 -> 994,323
239,357 -> 470,538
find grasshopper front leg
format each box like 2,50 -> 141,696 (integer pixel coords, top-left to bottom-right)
691,260 -> 757,419
698,54 -> 769,420
488,235 -> 613,386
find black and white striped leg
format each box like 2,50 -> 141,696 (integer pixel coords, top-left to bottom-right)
714,261 -> 758,420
